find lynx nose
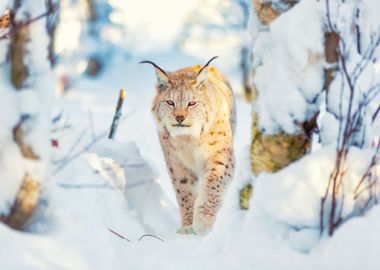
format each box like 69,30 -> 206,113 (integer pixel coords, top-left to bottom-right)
175,115 -> 185,123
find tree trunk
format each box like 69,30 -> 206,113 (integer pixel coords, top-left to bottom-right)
240,46 -> 254,101
0,0 -> 51,230
241,0 -> 316,209
250,113 -> 316,176
1,176 -> 40,230
84,0 -> 103,76
10,14 -> 29,89
323,32 -> 340,92
252,0 -> 280,26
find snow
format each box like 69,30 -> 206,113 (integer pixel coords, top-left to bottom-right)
88,140 -> 179,235
5,48 -> 372,268
1,0 -> 380,269
0,1 -> 11,14
108,0 -> 199,52
254,146 -> 378,249
313,206 -> 380,270
252,0 -> 325,134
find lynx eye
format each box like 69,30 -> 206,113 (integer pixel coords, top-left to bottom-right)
166,100 -> 175,106
188,101 -> 197,107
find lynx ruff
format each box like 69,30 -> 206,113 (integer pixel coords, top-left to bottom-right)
142,57 -> 236,235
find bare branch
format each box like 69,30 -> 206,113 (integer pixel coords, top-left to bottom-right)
109,88 -> 126,139
108,228 -> 130,241
372,105 -> 380,123
138,234 -> 164,242
320,0 -> 380,236
52,131 -> 107,175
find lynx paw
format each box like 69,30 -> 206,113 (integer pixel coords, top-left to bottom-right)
193,209 -> 214,235
177,225 -> 196,235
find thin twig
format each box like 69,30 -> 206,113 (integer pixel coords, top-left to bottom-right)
109,88 -> 126,139
353,141 -> 380,198
108,229 -> 164,242
58,179 -> 151,190
53,128 -> 88,164
138,234 -> 164,242
58,183 -> 112,189
52,109 -> 135,175
372,105 -> 380,123
88,108 -> 96,141
52,131 -> 107,175
355,8 -> 361,55
108,228 -> 130,241
325,0 -> 335,32
351,34 -> 380,83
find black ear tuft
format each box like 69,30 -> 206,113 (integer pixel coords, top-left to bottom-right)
140,60 -> 170,91
196,56 -> 219,77
139,60 -> 168,77
195,56 -> 219,86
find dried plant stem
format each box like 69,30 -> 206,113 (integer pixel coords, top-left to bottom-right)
109,88 -> 126,139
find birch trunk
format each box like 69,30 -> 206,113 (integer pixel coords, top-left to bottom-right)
0,0 -> 52,230
84,0 -> 102,76
241,0 -> 318,209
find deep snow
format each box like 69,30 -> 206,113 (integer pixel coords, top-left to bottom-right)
1,49 -> 379,270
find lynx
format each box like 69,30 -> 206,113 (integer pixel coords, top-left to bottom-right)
141,57 -> 236,235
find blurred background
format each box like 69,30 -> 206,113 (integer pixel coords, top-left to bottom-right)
54,0 -> 252,95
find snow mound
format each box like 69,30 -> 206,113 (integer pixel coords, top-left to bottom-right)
89,140 -> 179,235
251,146 -> 378,251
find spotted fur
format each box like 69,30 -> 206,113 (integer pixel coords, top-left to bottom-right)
146,59 -> 236,234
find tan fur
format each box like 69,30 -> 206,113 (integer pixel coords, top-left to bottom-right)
149,62 -> 236,234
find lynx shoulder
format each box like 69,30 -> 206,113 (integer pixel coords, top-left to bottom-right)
142,57 -> 235,234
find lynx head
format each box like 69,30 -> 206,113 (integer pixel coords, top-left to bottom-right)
141,57 -> 218,138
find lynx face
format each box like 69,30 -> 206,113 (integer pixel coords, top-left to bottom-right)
153,77 -> 213,138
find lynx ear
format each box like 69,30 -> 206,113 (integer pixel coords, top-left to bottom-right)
140,60 -> 169,91
196,56 -> 219,86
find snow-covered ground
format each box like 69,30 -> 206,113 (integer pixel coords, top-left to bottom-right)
1,47 -> 378,270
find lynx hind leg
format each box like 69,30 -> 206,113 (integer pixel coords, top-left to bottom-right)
193,151 -> 234,235
167,161 -> 198,234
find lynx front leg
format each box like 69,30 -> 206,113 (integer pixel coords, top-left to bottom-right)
167,161 -> 197,234
193,150 -> 234,235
